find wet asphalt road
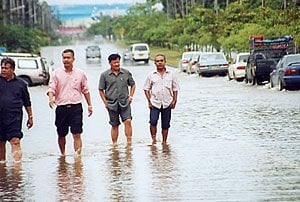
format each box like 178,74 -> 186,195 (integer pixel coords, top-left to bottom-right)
0,42 -> 300,201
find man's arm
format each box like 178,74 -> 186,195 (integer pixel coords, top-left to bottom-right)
84,92 -> 93,117
171,91 -> 178,109
48,92 -> 55,109
99,89 -> 108,109
144,90 -> 153,109
25,106 -> 33,129
128,84 -> 136,104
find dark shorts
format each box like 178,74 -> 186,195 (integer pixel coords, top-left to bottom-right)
108,105 -> 132,127
0,111 -> 23,142
149,106 -> 171,129
55,103 -> 83,137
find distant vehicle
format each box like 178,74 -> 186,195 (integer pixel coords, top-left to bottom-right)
270,54 -> 300,90
245,35 -> 294,85
196,52 -> 229,77
228,52 -> 250,82
85,45 -> 101,59
130,43 -> 150,64
187,51 -> 201,74
178,51 -> 193,72
122,48 -> 131,62
0,52 -> 50,86
94,35 -> 104,43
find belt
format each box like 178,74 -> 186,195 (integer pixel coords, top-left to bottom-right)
59,103 -> 81,108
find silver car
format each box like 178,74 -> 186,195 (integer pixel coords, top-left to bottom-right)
196,52 -> 229,76
86,45 -> 101,59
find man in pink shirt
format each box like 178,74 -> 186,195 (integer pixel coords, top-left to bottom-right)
47,49 -> 93,156
143,54 -> 179,144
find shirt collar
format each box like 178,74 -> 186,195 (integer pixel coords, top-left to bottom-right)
108,68 -> 124,75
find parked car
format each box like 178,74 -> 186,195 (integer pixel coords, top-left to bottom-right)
196,52 -> 229,76
0,52 -> 50,86
187,51 -> 201,74
228,52 -> 250,82
178,51 -> 193,72
130,43 -> 150,64
85,45 -> 101,59
270,54 -> 300,90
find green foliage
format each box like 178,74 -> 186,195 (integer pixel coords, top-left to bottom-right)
0,25 -> 50,53
86,1 -> 300,53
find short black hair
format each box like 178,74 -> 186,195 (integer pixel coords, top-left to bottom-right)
108,53 -> 121,62
62,49 -> 75,57
1,57 -> 16,69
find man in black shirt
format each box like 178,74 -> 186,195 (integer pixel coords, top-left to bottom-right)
0,58 -> 33,162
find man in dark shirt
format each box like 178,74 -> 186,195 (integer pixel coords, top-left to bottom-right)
98,54 -> 136,145
0,58 -> 33,162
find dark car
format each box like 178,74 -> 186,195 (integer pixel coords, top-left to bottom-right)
270,54 -> 300,90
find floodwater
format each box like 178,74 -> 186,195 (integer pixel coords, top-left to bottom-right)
1,42 -> 300,201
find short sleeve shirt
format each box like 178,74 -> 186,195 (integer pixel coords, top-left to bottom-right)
98,68 -> 135,111
143,69 -> 179,109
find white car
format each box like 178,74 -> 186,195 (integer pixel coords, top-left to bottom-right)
0,52 -> 50,86
178,51 -> 193,72
228,52 -> 250,81
130,43 -> 150,64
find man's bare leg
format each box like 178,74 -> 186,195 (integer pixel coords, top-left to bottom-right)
150,125 -> 157,144
111,126 -> 119,145
124,119 -> 132,144
162,129 -> 169,144
10,138 -> 22,162
73,133 -> 82,156
58,136 -> 66,155
0,142 -> 6,162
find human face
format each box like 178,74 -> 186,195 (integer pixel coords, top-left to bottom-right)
1,62 -> 14,80
154,55 -> 166,70
110,58 -> 120,72
62,51 -> 74,70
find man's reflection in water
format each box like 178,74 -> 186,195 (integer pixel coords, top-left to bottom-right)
0,163 -> 25,201
108,143 -> 134,201
57,156 -> 85,201
149,144 -> 181,200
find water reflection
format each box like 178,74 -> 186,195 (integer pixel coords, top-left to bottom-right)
0,163 -> 25,201
149,144 -> 182,200
107,144 -> 134,201
56,156 -> 85,201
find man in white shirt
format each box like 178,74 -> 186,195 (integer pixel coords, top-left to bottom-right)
143,54 -> 179,144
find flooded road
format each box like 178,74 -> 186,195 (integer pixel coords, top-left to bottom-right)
1,42 -> 300,201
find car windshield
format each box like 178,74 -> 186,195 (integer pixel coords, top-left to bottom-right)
182,53 -> 192,60
134,46 -> 148,51
238,55 -> 249,62
201,53 -> 225,61
87,46 -> 99,50
285,55 -> 300,65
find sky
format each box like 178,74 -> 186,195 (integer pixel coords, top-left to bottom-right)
42,0 -> 146,5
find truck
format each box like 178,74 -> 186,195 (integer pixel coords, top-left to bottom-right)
245,35 -> 295,85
